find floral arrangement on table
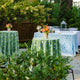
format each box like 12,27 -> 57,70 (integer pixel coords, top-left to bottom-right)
42,25 -> 50,39
36,25 -> 41,32
42,25 -> 50,33
6,23 -> 12,29
6,23 -> 12,31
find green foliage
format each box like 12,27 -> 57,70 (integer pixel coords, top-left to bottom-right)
19,43 -> 26,48
54,0 -> 61,3
0,0 -> 52,26
19,40 -> 32,48
49,3 -> 60,26
0,47 -> 72,80
0,0 -> 80,29
68,7 -> 80,29
40,0 -> 62,26
47,0 -> 80,30
0,53 -> 7,66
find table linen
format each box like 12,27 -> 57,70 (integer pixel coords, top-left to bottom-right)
34,32 -> 78,56
0,31 -> 19,55
31,38 -> 61,56
59,31 -> 80,46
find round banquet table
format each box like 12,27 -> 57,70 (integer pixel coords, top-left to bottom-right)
0,31 -> 19,55
31,38 -> 61,56
34,32 -> 78,56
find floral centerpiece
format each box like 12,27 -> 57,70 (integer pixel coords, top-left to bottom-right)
36,25 -> 41,32
6,23 -> 12,31
42,25 -> 50,39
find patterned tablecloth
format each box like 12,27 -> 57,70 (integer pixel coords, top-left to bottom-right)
34,32 -> 78,56
0,31 -> 19,55
31,38 -> 61,56
60,31 -> 80,46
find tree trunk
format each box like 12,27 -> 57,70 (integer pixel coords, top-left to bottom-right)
54,0 -> 73,8
60,0 -> 72,8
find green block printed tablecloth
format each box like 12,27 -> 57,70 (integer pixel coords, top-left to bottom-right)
0,31 -> 19,55
31,38 -> 61,56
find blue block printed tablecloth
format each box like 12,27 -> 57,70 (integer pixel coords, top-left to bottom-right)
34,32 -> 78,56
0,31 -> 19,55
31,38 -> 61,56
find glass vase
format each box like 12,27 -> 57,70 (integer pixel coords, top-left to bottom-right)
44,33 -> 48,39
7,28 -> 11,31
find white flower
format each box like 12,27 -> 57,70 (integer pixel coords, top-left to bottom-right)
36,25 -> 41,30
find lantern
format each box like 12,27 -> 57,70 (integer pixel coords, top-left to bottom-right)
60,20 -> 67,30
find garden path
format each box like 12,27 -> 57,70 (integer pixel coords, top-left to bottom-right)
67,52 -> 80,80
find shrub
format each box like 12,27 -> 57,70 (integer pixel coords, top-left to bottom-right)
68,7 -> 80,30
0,48 -> 72,80
0,0 -> 52,26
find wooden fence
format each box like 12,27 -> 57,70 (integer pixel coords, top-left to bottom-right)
0,22 -> 37,43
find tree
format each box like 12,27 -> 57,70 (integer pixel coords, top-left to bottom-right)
54,0 -> 61,3
59,0 -> 72,23
0,0 -> 52,27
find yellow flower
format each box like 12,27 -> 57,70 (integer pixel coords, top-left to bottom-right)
40,10 -> 45,14
24,11 -> 26,14
10,57 -> 12,61
13,17 -> 17,20
33,13 -> 39,16
11,0 -> 14,3
6,77 -> 9,80
6,23 -> 12,28
20,10 -> 23,13
1,5 -> 6,8
13,6 -> 17,10
29,6 -> 33,9
25,7 -> 29,10
38,5 -> 44,9
34,8 -> 38,11
46,8 -> 52,11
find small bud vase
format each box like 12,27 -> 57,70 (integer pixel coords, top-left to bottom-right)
7,28 -> 11,31
44,33 -> 48,39
38,29 -> 40,33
